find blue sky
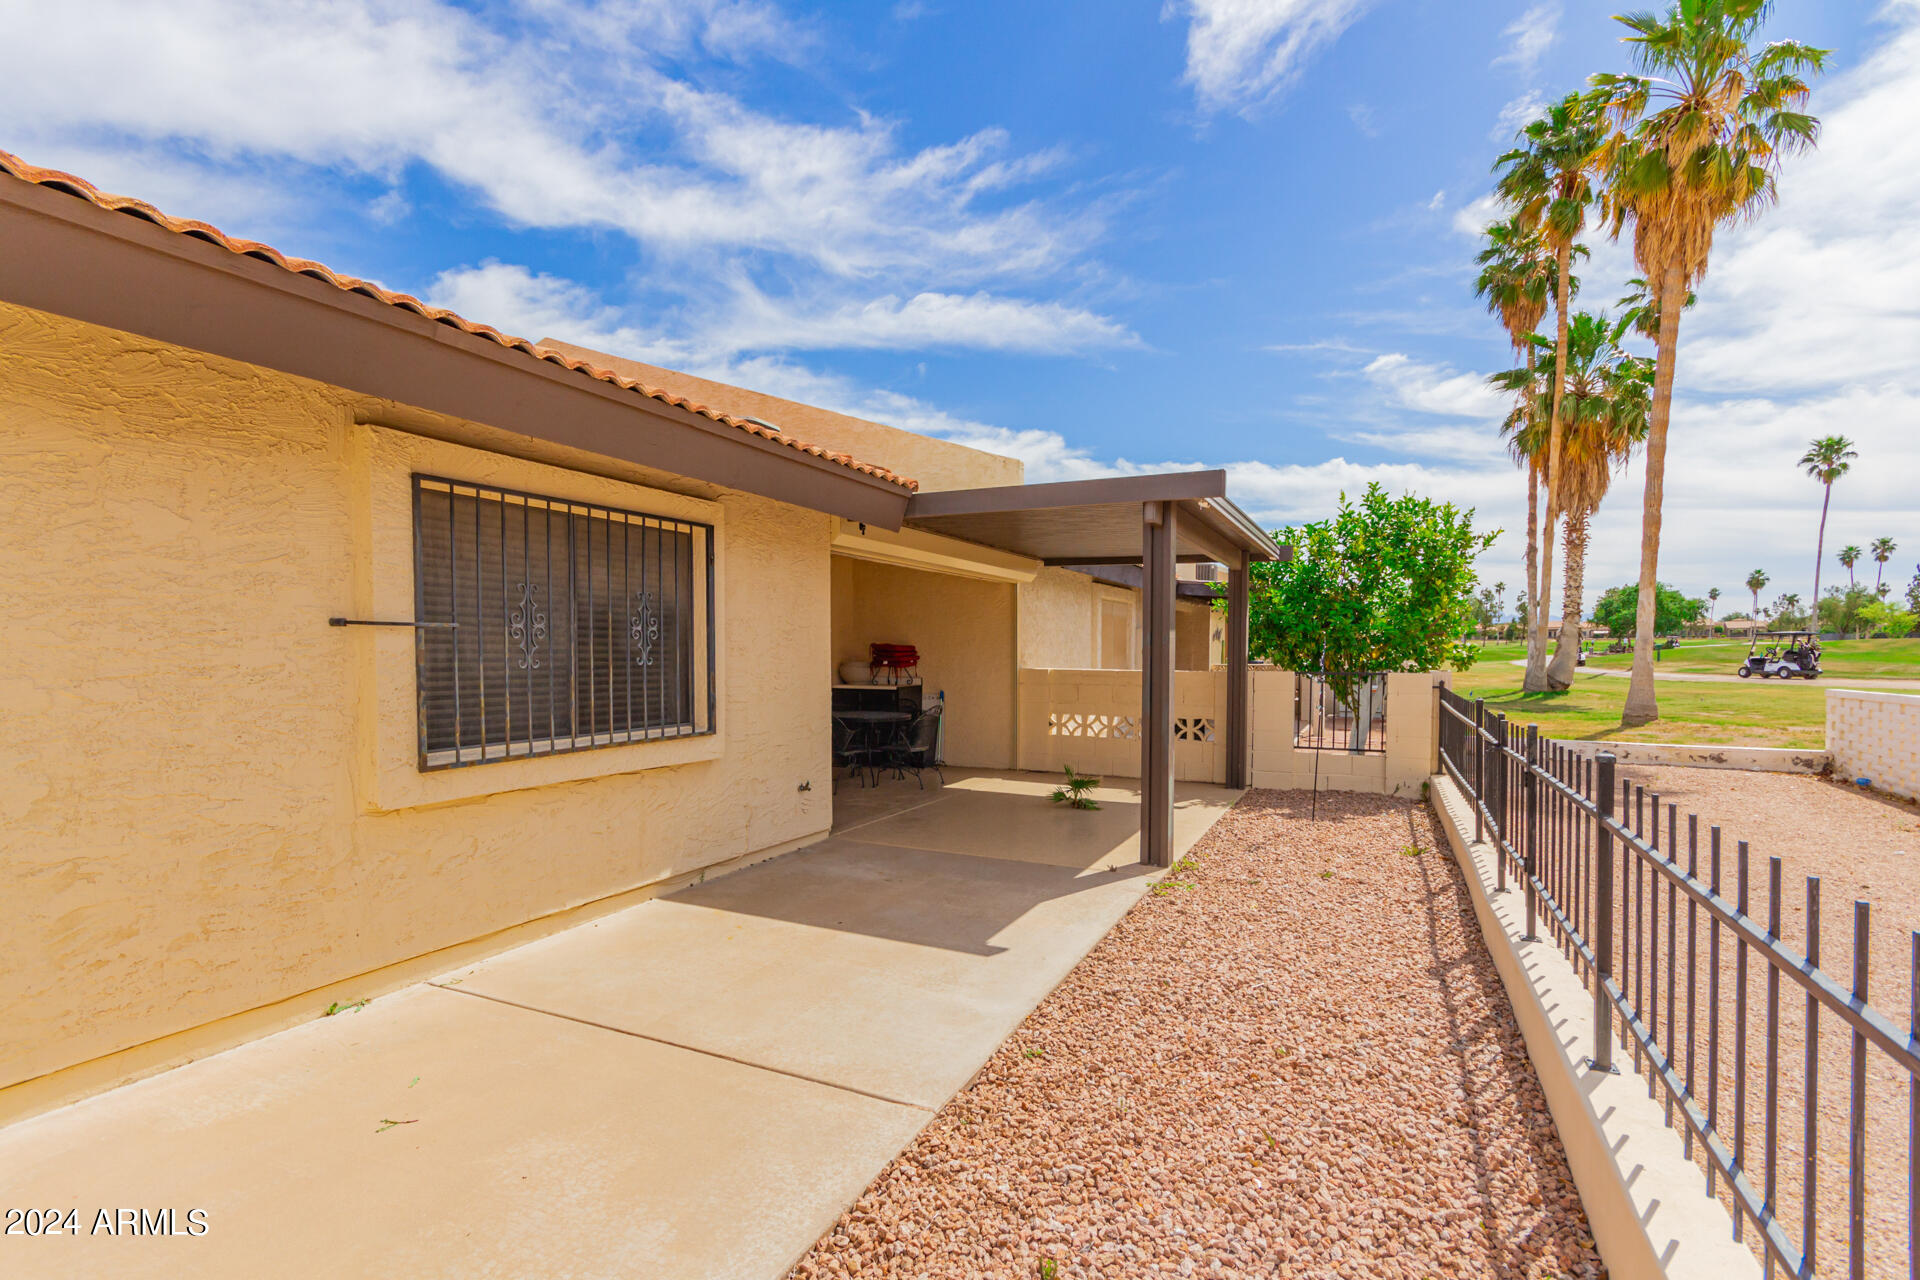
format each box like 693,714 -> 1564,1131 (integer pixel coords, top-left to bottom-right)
6,0 -> 1916,610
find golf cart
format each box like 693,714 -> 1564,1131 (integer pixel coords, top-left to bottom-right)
1737,630 -> 1822,680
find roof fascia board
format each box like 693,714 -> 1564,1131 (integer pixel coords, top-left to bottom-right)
905,470 -> 1227,519
1174,502 -> 1246,566
0,182 -> 909,528
831,520 -> 1039,584
1040,554 -> 1220,566
1202,495 -> 1285,561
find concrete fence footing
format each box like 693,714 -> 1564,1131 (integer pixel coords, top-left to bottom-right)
1429,771 -> 1762,1280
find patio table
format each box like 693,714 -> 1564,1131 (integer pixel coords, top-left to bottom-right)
833,709 -> 911,784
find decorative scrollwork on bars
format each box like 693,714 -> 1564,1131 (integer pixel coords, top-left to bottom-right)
630,591 -> 661,667
508,582 -> 546,670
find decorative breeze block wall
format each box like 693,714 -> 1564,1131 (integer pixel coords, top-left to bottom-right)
1828,690 -> 1920,802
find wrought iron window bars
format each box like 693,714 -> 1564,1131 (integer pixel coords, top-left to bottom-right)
411,474 -> 714,770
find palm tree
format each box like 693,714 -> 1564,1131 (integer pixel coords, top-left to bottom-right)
1593,2 -> 1826,725
1474,216 -> 1559,689
1872,536 -> 1899,596
1615,275 -> 1696,341
1801,435 -> 1857,621
1839,544 -> 1862,588
1746,569 -> 1768,620
1495,93 -> 1609,693
1497,313 -> 1654,688
1490,361 -> 1551,655
1707,586 -> 1720,624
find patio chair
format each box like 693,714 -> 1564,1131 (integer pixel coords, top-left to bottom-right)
879,706 -> 945,789
831,716 -> 876,789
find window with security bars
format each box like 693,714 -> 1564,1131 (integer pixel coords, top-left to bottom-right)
412,474 -> 714,769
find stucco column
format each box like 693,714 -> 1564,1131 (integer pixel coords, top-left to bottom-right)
1224,551 -> 1250,789
1140,501 -> 1177,867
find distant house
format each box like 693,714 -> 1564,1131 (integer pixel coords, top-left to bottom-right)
0,149 -> 1279,1108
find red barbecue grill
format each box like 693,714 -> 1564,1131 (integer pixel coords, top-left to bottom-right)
869,643 -> 919,684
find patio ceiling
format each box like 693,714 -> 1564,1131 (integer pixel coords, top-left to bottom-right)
902,471 -> 1285,567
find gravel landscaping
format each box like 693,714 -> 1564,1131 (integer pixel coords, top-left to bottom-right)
789,790 -> 1602,1279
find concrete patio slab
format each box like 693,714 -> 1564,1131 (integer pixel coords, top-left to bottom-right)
834,769 -> 1239,871
0,984 -> 924,1280
442,837 -> 1160,1109
0,771 -> 1242,1280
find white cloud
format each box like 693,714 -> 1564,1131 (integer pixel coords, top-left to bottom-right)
0,0 -> 1105,294
716,284 -> 1140,355
1362,354 -> 1508,418
1491,3 -> 1558,77
1166,0 -> 1373,115
1450,191 -> 1505,238
1491,91 -> 1545,144
427,260 -> 1137,361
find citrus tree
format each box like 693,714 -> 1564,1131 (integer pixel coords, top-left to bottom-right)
1241,484 -> 1495,705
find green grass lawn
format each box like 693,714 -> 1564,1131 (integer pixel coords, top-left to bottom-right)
1448,663 -> 1827,748
1469,637 -> 1920,679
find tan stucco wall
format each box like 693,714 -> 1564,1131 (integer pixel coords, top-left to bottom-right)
1014,667 -> 1442,794
1017,569 -> 1215,673
536,341 -> 1023,493
1176,600 -> 1213,671
1,302 -> 836,1092
1016,668 -> 1228,782
1248,670 -> 1440,798
829,557 -> 1017,768
1017,568 -> 1104,668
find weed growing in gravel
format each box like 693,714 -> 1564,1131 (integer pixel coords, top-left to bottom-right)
1318,870 -> 1333,879
1150,879 -> 1195,896
1400,845 -> 1424,857
1038,1259 -> 1059,1279
1023,1047 -> 1046,1060
323,999 -> 368,1016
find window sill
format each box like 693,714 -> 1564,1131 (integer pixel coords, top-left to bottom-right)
423,724 -> 707,771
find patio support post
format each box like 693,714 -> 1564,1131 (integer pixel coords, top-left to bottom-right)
1224,550 -> 1250,790
1141,500 -> 1177,867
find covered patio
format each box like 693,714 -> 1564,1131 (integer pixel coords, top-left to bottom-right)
902,471 -> 1285,866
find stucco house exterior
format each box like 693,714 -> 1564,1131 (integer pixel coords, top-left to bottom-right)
1,149 -> 1285,1120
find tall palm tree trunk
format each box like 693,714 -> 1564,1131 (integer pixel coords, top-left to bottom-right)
1623,262 -> 1684,726
1527,244 -> 1574,693
1811,484 -> 1831,631
1523,471 -> 1540,668
1547,511 -> 1588,689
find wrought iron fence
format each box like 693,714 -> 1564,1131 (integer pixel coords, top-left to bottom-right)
1438,685 -> 1919,1279
1293,672 -> 1387,753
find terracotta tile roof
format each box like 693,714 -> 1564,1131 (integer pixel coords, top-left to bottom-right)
0,148 -> 916,492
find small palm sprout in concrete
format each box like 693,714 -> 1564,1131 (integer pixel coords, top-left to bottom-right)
1049,765 -> 1100,810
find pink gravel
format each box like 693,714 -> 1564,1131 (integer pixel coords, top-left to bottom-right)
788,790 -> 1602,1279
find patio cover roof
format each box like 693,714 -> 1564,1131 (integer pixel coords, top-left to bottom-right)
902,471 -> 1285,567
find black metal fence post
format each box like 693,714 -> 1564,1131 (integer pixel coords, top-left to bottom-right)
1523,723 -> 1540,941
1493,711 -> 1510,892
1472,697 -> 1486,845
1590,751 -> 1619,1073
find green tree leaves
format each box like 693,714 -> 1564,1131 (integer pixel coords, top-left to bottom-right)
1240,484 -> 1495,704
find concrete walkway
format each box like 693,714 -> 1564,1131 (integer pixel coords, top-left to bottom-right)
0,771 -> 1237,1280
1506,657 -> 1920,689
